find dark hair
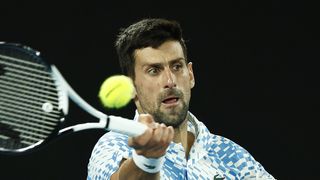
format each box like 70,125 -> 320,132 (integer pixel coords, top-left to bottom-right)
115,18 -> 188,79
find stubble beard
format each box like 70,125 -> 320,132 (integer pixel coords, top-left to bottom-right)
152,101 -> 189,128
141,89 -> 190,128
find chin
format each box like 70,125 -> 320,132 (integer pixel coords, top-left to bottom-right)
151,99 -> 189,127
156,110 -> 188,128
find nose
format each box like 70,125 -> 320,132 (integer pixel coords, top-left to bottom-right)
164,68 -> 176,89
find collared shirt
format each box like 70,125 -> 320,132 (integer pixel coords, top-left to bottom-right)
87,112 -> 275,180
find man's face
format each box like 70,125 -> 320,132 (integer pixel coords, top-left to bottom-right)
133,40 -> 195,127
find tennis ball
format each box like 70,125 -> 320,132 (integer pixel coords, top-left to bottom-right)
98,75 -> 134,109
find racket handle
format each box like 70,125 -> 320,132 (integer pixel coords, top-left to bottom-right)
108,115 -> 148,137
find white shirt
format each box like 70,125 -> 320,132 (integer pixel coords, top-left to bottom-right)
87,111 -> 275,179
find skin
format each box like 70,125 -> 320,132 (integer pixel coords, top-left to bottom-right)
111,40 -> 195,180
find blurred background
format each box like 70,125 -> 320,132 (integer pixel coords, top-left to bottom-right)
1,1 -> 319,179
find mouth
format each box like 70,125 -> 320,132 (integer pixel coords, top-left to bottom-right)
161,96 -> 180,106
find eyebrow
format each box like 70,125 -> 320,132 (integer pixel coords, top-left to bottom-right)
142,57 -> 185,68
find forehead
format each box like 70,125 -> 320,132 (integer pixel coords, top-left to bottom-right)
134,40 -> 184,65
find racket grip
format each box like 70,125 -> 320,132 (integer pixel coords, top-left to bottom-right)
107,116 -> 148,137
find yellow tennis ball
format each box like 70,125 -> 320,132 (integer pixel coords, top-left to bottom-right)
98,75 -> 134,109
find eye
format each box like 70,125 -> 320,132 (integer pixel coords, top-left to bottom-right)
147,67 -> 160,75
172,63 -> 183,71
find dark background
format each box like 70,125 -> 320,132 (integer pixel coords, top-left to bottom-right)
1,1 -> 319,179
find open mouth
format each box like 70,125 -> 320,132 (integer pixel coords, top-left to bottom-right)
162,96 -> 179,104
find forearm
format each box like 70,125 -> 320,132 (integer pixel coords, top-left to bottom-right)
111,158 -> 160,180
110,115 -> 172,180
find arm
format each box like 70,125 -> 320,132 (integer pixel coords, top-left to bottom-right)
111,114 -> 174,180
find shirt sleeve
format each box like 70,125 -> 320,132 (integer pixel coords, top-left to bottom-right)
210,135 -> 276,179
87,132 -> 130,180
227,138 -> 276,180
237,147 -> 276,180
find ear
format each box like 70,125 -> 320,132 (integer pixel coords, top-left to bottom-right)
187,62 -> 195,88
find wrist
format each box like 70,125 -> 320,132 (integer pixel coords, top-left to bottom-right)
132,150 -> 165,173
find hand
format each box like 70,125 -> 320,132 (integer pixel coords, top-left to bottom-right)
128,114 -> 174,158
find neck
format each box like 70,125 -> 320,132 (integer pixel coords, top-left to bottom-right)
173,114 -> 195,159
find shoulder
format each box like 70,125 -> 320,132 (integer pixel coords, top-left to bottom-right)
191,114 -> 251,160
208,133 -> 254,160
193,118 -> 255,166
209,135 -> 268,173
190,113 -> 275,179
211,134 -> 243,150
209,135 -> 275,179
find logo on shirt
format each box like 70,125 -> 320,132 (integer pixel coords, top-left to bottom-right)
214,174 -> 225,180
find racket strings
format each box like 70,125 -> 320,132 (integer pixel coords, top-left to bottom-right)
0,115 -> 54,134
5,66 -> 54,81
0,83 -> 59,102
0,106 -> 58,125
0,50 -> 61,149
0,52 -> 44,67
0,87 -> 59,106
0,56 -> 58,95
0,64 -> 4,75
5,71 -> 57,85
0,90 -> 58,114
1,75 -> 57,92
0,115 -> 54,135
0,96 -> 60,117
0,57 -> 51,76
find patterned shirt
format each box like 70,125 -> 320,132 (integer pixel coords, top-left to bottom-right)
87,112 -> 275,180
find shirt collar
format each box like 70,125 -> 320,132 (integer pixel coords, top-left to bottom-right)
187,112 -> 212,161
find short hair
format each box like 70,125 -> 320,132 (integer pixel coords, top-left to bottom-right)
115,18 -> 188,79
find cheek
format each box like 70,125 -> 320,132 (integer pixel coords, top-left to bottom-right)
183,88 -> 191,101
179,79 -> 192,100
136,81 -> 159,100
179,77 -> 193,90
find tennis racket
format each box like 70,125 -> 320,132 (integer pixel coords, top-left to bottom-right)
0,42 -> 147,154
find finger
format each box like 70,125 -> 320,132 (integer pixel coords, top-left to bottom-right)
143,132 -> 171,157
135,125 -> 173,157
153,125 -> 173,149
167,126 -> 174,143
158,123 -> 169,146
144,124 -> 170,150
128,127 -> 153,148
128,114 -> 156,148
153,123 -> 165,143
